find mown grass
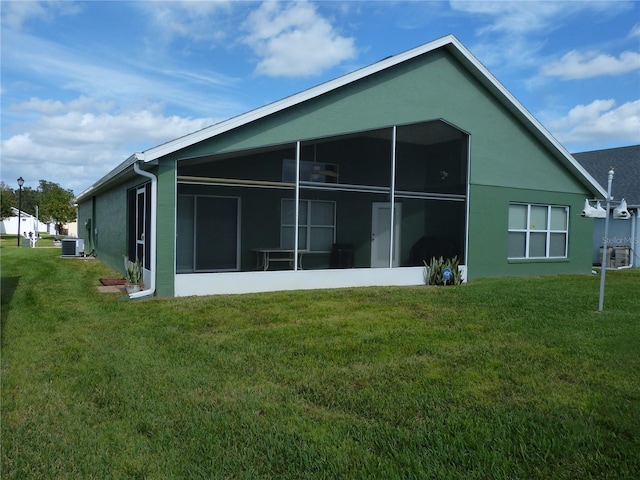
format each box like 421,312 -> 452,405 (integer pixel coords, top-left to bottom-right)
1,245 -> 639,479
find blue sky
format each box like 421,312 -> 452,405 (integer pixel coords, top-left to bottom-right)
1,1 -> 639,194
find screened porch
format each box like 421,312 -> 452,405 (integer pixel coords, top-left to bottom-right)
175,119 -> 469,281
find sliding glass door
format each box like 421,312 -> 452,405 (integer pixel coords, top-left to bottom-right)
177,195 -> 240,272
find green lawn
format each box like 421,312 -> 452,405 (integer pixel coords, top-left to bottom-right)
1,244 -> 639,479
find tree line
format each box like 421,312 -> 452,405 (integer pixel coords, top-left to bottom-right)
0,180 -> 77,235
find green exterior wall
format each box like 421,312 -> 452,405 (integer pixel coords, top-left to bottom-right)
77,176 -> 152,279
94,185 -> 128,272
81,46 -> 595,296
156,161 -> 176,297
169,49 -> 584,202
467,186 -> 593,279
157,48 -> 592,283
76,201 -> 93,253
174,51 -> 476,158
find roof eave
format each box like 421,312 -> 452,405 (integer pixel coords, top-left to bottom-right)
138,35 -> 458,162
74,154 -> 138,203
443,39 -> 607,199
81,34 -> 607,200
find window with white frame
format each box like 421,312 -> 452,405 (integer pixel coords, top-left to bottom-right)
281,199 -> 336,252
508,204 -> 569,259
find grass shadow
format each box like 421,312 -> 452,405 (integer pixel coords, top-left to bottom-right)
1,276 -> 20,347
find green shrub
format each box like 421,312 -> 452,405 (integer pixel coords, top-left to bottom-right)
424,256 -> 462,285
124,257 -> 143,286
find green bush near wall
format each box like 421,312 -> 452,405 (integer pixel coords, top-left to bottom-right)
424,256 -> 463,285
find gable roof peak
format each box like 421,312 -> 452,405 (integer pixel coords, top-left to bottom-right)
136,35 -> 464,162
76,35 -> 606,202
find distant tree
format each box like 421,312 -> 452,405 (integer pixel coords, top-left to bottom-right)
0,181 -> 38,216
38,180 -> 76,235
0,183 -> 16,220
18,186 -> 39,217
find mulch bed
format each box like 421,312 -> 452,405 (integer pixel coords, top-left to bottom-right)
99,278 -> 126,286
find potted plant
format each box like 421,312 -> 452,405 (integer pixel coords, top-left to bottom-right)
124,257 -> 143,293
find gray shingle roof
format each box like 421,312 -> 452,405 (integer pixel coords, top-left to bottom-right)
572,145 -> 640,207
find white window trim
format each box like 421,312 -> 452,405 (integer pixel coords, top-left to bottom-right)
508,203 -> 569,259
281,199 -> 336,252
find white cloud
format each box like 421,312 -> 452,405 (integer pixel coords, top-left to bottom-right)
0,1 -> 47,29
450,0 -> 633,72
243,1 -> 356,77
468,36 -> 546,71
1,20 -> 243,193
630,23 -> 640,37
2,28 -> 243,119
542,50 -> 640,79
450,1 -> 567,35
1,98 -> 218,193
137,0 -> 232,44
548,99 -> 640,146
450,0 -> 630,36
0,1 -> 82,30
11,97 -> 114,115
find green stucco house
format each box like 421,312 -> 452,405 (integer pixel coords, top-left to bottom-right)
75,35 -> 606,297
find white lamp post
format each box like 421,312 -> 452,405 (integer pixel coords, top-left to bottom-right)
17,177 -> 24,247
598,168 -> 614,312
582,168 -> 632,312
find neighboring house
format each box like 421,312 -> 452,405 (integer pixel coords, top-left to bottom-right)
75,35 -> 605,297
573,145 -> 640,269
0,207 -> 56,237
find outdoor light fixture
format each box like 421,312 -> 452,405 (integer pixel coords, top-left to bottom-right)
17,177 -> 24,248
581,168 -> 632,312
613,198 -> 631,220
581,199 -> 606,218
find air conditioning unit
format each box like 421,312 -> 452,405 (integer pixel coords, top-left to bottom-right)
61,238 -> 85,257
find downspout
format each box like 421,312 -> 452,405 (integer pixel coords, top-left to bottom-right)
634,208 -> 638,268
130,160 -> 157,298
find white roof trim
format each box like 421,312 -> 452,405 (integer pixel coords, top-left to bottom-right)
79,34 -> 606,201
136,35 -> 457,162
444,38 -> 606,199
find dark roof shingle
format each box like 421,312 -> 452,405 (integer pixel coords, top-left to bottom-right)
572,145 -> 640,207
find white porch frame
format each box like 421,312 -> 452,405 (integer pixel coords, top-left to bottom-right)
175,265 -> 467,296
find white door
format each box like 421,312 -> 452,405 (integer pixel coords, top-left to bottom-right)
371,202 -> 401,268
